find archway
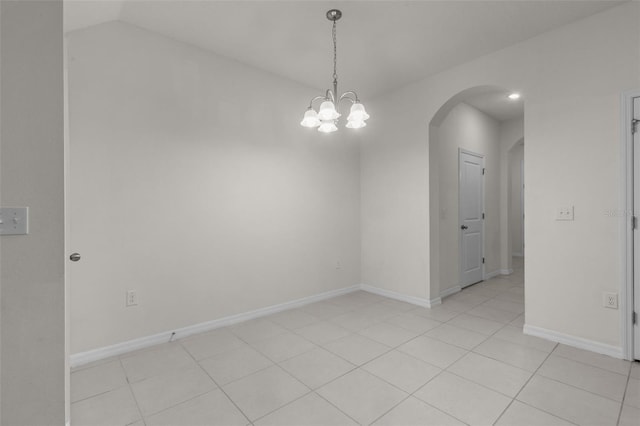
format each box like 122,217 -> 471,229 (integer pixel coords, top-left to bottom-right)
428,86 -> 524,306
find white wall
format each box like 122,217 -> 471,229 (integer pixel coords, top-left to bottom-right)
509,142 -> 525,256
68,22 -> 361,354
0,1 -> 65,424
361,2 -> 640,350
433,103 -> 501,294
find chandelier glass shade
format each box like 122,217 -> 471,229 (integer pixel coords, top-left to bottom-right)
300,9 -> 369,132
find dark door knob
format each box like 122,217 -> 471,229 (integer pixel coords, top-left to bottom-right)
461,225 -> 468,230
69,253 -> 81,262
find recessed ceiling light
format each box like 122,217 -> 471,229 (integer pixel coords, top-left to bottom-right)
508,93 -> 521,100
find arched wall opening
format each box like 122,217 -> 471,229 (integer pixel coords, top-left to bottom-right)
428,85 -> 524,303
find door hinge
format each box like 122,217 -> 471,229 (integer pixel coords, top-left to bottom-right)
633,118 -> 639,134
633,215 -> 637,230
633,311 -> 637,325
482,257 -> 485,264
482,168 -> 485,175
482,213 -> 485,219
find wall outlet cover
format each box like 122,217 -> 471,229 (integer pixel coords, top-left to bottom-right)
602,292 -> 618,309
126,290 -> 138,307
556,206 -> 574,221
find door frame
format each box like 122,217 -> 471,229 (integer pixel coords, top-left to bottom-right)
63,34 -> 71,425
458,148 -> 485,287
521,157 -> 525,256
622,90 -> 640,360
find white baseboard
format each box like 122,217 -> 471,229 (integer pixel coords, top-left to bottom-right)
73,283 -> 627,368
70,285 -> 360,368
523,324 -> 623,359
360,284 -> 440,308
485,269 -> 513,279
428,297 -> 442,306
439,285 -> 461,299
512,253 -> 524,257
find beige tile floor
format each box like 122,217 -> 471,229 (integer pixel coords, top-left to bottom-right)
71,258 -> 640,425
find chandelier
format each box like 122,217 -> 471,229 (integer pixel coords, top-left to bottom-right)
300,9 -> 369,133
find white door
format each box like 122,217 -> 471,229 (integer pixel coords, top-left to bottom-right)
633,96 -> 640,360
459,150 -> 484,287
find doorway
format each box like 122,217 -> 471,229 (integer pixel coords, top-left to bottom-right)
459,149 -> 485,287
428,85 -> 525,303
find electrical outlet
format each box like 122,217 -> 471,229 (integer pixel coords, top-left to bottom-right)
603,292 -> 618,309
126,290 -> 138,307
336,260 -> 342,270
556,206 -> 574,221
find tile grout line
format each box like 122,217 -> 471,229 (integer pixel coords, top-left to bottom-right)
251,359 -> 327,421
350,298 -> 506,425
394,368 -> 470,426
239,306 -> 381,425
248,387 -> 316,424
311,390 -> 366,425
509,400 -> 580,426
468,337 -> 553,371
475,277 -> 578,426
337,273 -> 536,424
188,323 -> 361,425
533,369 -> 630,405
615,367 -> 633,426
491,341 -> 572,425
178,339 -> 254,426
311,341 -> 445,426
244,351 -> 371,425
145,387 -> 215,421
240,326 -> 321,365
418,322 -> 504,352
550,350 -> 632,377
364,393 -> 420,425
413,317 -> 532,407
253,300 -> 445,425
248,297 -> 421,408
118,357 -> 147,425
443,274 -> 576,426
69,386 -> 124,405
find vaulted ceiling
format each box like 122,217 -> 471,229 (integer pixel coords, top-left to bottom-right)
65,0 -> 623,104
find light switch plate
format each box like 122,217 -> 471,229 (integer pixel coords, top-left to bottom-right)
556,206 -> 574,221
0,207 -> 29,235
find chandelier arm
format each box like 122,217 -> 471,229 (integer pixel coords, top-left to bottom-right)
325,89 -> 336,103
338,91 -> 359,104
308,95 -> 326,109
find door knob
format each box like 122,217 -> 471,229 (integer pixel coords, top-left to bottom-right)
69,253 -> 81,262
461,225 -> 468,230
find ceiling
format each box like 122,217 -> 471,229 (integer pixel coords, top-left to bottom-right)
466,91 -> 524,122
65,0 -> 623,100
